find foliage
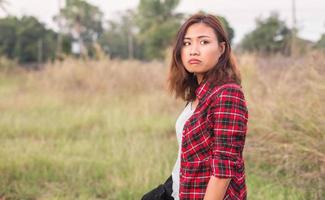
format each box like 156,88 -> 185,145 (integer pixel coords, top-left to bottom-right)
98,10 -> 144,59
195,11 -> 235,44
0,16 -> 17,59
217,15 -> 235,44
0,16 -> 61,63
54,0 -> 104,56
136,0 -> 182,60
17,16 -> 57,63
240,13 -> 291,54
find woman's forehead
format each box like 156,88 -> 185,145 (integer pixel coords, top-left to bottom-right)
184,23 -> 217,39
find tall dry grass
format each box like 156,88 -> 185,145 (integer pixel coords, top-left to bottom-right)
0,52 -> 324,199
0,57 -> 182,199
36,58 -> 165,94
239,51 -> 325,199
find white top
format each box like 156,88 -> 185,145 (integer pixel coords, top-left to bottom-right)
171,102 -> 195,200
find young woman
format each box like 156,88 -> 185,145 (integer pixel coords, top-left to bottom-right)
142,13 -> 248,200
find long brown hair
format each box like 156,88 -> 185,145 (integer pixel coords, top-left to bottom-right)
168,13 -> 241,101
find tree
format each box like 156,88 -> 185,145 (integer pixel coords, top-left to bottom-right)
54,0 -> 104,57
0,16 -> 17,59
217,15 -> 235,44
0,16 -> 68,63
136,0 -> 182,60
98,10 -> 143,59
15,16 -> 58,62
240,12 -> 291,54
194,11 -> 235,44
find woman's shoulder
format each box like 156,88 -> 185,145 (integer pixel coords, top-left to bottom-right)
207,83 -> 248,114
209,82 -> 243,100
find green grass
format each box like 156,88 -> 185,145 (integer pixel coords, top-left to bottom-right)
0,79 -> 178,199
247,174 -> 305,200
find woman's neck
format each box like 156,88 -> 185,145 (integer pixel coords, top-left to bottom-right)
195,73 -> 204,84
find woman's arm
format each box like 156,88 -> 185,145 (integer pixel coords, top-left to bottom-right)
206,87 -> 248,200
203,176 -> 231,200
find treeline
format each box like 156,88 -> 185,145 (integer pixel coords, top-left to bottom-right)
0,16 -> 72,63
0,0 -> 324,64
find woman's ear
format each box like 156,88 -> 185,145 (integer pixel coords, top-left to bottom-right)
219,42 -> 226,55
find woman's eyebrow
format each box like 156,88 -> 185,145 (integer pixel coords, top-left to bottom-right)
184,35 -> 211,40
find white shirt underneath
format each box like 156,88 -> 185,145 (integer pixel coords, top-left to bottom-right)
171,102 -> 194,200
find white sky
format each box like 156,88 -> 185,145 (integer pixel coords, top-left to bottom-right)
1,0 -> 324,44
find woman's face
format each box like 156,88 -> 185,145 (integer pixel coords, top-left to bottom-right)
181,23 -> 225,81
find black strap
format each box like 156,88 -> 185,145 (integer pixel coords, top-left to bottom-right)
185,101 -> 190,108
141,175 -> 174,200
163,175 -> 173,198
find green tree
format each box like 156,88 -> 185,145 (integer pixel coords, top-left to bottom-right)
98,10 -> 143,59
217,15 -> 235,44
240,12 -> 291,54
15,16 -> 57,63
194,11 -> 235,44
0,16 -> 17,59
0,16 -> 67,63
136,0 -> 182,60
54,0 -> 103,56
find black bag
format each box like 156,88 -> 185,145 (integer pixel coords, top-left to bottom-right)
141,176 -> 174,200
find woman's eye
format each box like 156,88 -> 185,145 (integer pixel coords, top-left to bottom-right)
183,41 -> 191,46
200,40 -> 209,45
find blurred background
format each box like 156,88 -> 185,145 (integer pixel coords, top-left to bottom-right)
0,0 -> 324,199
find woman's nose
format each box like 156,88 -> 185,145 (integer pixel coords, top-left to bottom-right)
190,43 -> 200,56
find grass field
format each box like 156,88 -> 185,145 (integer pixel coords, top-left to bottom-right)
0,53 -> 324,200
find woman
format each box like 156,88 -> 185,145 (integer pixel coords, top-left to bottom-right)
142,13 -> 248,200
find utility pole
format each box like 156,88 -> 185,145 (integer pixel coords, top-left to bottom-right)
56,0 -> 63,60
125,9 -> 134,59
291,0 -> 297,56
38,39 -> 43,67
128,29 -> 134,59
75,14 -> 86,57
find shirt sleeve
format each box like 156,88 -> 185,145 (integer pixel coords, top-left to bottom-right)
208,87 -> 248,178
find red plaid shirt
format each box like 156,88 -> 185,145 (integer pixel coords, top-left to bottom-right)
179,81 -> 248,200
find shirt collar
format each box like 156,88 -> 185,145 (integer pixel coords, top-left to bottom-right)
195,80 -> 212,100
195,78 -> 237,100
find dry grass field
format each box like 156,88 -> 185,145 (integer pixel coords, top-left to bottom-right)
0,52 -> 324,199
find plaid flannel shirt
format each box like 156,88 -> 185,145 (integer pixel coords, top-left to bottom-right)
179,81 -> 248,200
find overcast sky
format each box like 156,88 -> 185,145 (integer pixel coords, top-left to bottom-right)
1,0 -> 324,44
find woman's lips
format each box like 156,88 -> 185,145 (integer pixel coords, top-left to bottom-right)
188,58 -> 201,64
